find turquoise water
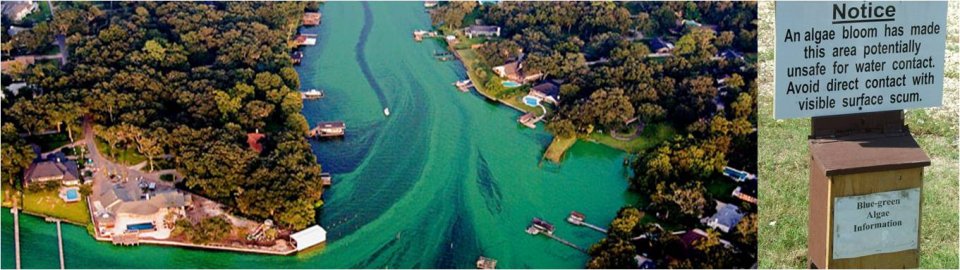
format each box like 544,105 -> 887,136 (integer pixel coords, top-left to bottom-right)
2,2 -> 636,268
502,81 -> 521,88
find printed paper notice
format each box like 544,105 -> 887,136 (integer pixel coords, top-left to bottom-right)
832,188 -> 920,259
774,1 -> 946,119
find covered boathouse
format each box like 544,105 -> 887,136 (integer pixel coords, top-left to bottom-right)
290,225 -> 327,251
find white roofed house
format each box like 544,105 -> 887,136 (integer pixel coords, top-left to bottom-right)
2,0 -> 36,22
290,225 -> 327,251
464,25 -> 500,39
492,59 -> 543,85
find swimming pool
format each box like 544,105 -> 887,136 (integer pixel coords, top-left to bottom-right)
65,189 -> 79,200
522,95 -> 541,107
126,223 -> 156,232
501,81 -> 521,88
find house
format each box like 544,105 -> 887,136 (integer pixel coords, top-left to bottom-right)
678,228 -> 734,252
493,60 -> 542,84
24,158 -> 81,186
464,25 -> 500,39
718,49 -> 745,61
733,179 -> 757,204
423,1 -> 438,8
704,201 -> 745,233
246,131 -> 266,153
290,225 -> 327,251
95,187 -> 189,239
528,80 -> 561,105
1,56 -> 36,75
302,12 -> 321,26
649,37 -> 674,54
2,0 -> 36,22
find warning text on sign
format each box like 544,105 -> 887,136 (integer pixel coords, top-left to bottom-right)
774,1 -> 946,119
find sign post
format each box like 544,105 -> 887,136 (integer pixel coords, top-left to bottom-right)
774,1 -> 946,268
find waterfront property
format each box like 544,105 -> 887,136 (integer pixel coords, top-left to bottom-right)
24,157 -> 81,187
93,184 -> 189,239
464,25 -> 500,39
703,201 -> 745,233
492,59 -> 542,85
527,80 -> 561,105
290,225 -> 327,251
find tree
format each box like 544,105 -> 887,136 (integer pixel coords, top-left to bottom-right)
1,123 -> 37,188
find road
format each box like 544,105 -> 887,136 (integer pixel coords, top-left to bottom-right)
46,0 -> 68,66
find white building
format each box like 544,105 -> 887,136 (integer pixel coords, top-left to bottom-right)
290,225 -> 327,251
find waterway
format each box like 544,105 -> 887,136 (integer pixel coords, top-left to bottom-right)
1,2 -> 637,268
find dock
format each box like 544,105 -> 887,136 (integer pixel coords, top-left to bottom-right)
111,233 -> 140,246
413,30 -> 438,42
294,34 -> 318,46
566,211 -> 608,234
309,121 -> 345,138
525,218 -> 586,253
57,220 -> 65,269
321,172 -> 332,187
453,80 -> 473,92
476,256 -> 497,269
13,208 -> 21,270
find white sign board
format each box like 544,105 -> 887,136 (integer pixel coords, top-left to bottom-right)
775,1 -> 946,119
832,187 -> 920,259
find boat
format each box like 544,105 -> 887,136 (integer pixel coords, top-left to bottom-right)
476,256 -> 497,269
302,89 -> 325,100
384,107 -> 390,116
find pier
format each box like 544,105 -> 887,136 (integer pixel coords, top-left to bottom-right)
453,80 -> 473,92
13,208 -> 21,270
566,211 -> 608,234
412,30 -> 438,41
525,218 -> 586,253
301,89 -> 325,100
56,220 -> 65,270
476,256 -> 497,269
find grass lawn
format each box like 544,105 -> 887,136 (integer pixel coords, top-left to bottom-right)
587,123 -> 677,153
94,136 -> 146,166
757,2 -> 958,268
21,0 -> 52,24
543,136 -> 577,163
2,183 -> 90,225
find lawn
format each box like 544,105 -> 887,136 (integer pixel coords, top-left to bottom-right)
757,1 -> 959,268
543,136 -> 577,163
2,183 -> 91,225
95,136 -> 146,166
20,0 -> 52,25
587,123 -> 677,153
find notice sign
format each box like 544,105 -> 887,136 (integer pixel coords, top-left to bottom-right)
832,188 -> 921,259
774,1 -> 947,119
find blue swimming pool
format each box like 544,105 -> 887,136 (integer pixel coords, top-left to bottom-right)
523,95 -> 541,106
65,189 -> 79,200
501,81 -> 521,88
127,223 -> 156,231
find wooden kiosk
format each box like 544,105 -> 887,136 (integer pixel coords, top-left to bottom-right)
807,111 -> 930,268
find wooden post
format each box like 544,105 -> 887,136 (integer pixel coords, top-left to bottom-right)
807,110 -> 930,268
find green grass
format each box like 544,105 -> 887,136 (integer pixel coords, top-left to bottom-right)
94,137 -> 146,166
544,136 -> 577,163
2,183 -> 91,225
757,2 -> 958,268
21,0 -> 52,24
587,123 -> 677,153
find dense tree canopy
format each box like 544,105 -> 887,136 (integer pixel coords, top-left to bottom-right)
1,1 -> 323,230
